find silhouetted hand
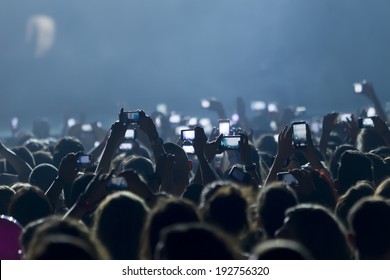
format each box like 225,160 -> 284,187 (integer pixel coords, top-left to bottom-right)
204,133 -> 223,162
58,152 -> 81,183
276,125 -> 293,160
289,168 -> 316,197
322,113 -> 338,134
344,114 -> 359,144
138,110 -> 159,140
239,133 -> 252,166
193,126 -> 208,158
119,169 -> 153,200
83,169 -> 114,206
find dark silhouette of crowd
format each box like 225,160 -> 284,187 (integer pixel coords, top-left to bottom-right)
0,81 -> 389,260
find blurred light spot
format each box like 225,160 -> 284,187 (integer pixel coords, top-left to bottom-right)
367,107 -> 376,117
268,103 -> 278,112
251,101 -> 266,111
26,15 -> 56,57
201,99 -> 210,108
67,118 -> 76,127
156,103 -> 168,115
188,117 -> 198,126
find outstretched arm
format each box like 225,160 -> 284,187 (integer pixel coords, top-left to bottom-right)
0,141 -> 32,182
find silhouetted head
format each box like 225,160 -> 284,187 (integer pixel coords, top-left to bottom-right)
28,163 -> 58,192
52,136 -> 84,168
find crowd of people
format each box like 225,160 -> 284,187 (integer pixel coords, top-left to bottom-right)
0,81 -> 389,260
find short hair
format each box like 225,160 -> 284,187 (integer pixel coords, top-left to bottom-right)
156,223 -> 239,260
8,186 -> 53,226
348,197 -> 390,259
32,151 -> 53,166
257,182 -> 298,238
357,129 -> 386,153
52,136 -> 84,168
0,185 -> 15,215
93,192 -> 149,260
250,239 -> 313,260
140,197 -> 200,259
28,164 -> 58,192
337,150 -> 373,195
335,181 -> 375,228
375,178 -> 390,199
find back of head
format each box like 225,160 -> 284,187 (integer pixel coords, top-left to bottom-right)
348,197 -> 390,259
141,197 -> 200,259
335,181 -> 375,228
182,183 -> 203,205
276,204 -> 351,259
257,182 -> 298,238
156,223 -> 238,260
0,186 -> 15,215
69,173 -> 94,207
28,163 -> 58,192
203,184 -> 249,237
328,144 -> 357,179
250,239 -> 313,260
121,156 -> 155,184
163,142 -> 190,187
32,151 -> 53,166
375,178 -> 390,199
337,150 -> 373,195
27,234 -> 101,260
8,186 -> 53,226
255,134 -> 277,156
357,129 -> 386,153
52,136 -> 84,168
365,153 -> 389,187
93,191 -> 149,260
6,146 -> 35,174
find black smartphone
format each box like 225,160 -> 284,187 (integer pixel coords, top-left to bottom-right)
218,119 -> 230,136
277,172 -> 298,186
220,136 -> 240,150
77,154 -> 94,168
358,117 -> 374,128
107,176 -> 128,190
124,128 -> 136,140
228,166 -> 252,184
120,111 -> 140,124
292,121 -> 307,148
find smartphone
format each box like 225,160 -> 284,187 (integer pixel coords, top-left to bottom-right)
119,142 -> 133,151
182,144 -> 195,154
337,113 -> 352,123
120,111 -> 139,124
181,129 -> 195,154
228,166 -> 251,184
292,121 -> 307,148
220,136 -> 240,150
77,154 -> 94,167
107,176 -> 128,190
181,129 -> 195,143
124,128 -> 136,140
218,119 -> 230,136
277,172 -> 298,186
358,117 -> 374,128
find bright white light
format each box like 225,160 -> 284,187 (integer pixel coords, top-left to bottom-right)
169,113 -> 181,123
353,83 -> 363,93
268,103 -> 278,112
231,113 -> 240,123
367,107 -> 376,117
188,117 -> 198,126
26,15 -> 56,57
251,101 -> 266,111
201,99 -> 210,108
156,103 -> 168,115
67,118 -> 76,127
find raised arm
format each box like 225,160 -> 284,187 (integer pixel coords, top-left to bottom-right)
0,141 -> 32,182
